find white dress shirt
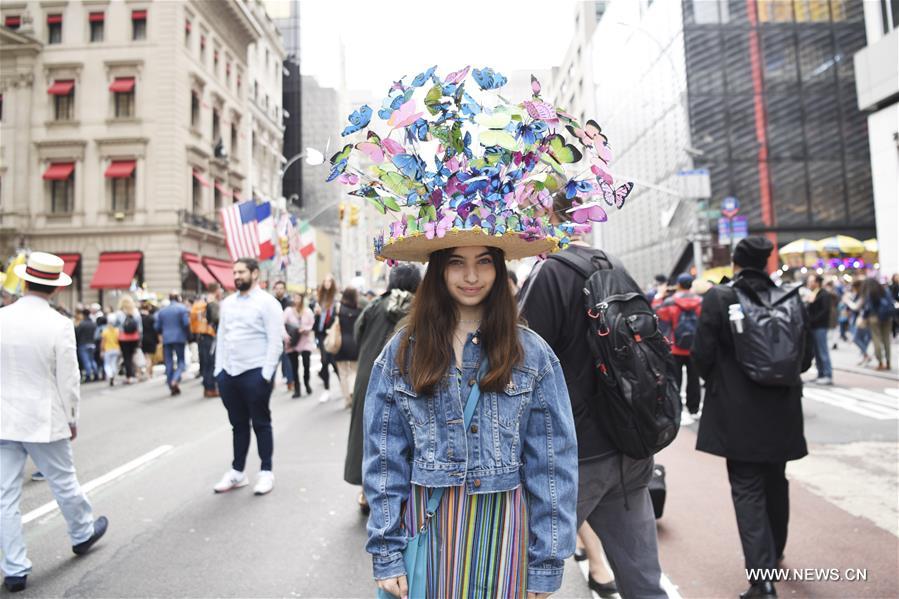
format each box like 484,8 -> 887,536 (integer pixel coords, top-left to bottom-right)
0,295 -> 80,442
214,286 -> 285,380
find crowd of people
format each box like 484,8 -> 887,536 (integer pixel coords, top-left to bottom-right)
2,238 -> 897,597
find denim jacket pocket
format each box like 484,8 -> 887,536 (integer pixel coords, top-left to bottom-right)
483,368 -> 534,467
394,378 -> 437,462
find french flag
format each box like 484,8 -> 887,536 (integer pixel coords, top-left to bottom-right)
256,202 -> 275,261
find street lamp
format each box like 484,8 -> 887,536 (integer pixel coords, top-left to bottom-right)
278,148 -> 328,292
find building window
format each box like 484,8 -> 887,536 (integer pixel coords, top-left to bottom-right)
212,108 -> 220,141
192,173 -> 202,212
47,14 -> 62,44
881,0 -> 899,32
110,78 -> 136,118
191,91 -> 200,128
5,15 -> 21,30
236,73 -> 242,95
48,80 -> 75,121
51,179 -> 73,213
111,177 -> 134,212
200,34 -> 206,60
184,19 -> 191,46
226,62 -> 231,85
230,123 -> 237,155
213,49 -> 220,74
213,181 -> 223,211
0,94 -> 3,121
89,12 -> 104,41
132,10 -> 147,40
253,80 -> 259,101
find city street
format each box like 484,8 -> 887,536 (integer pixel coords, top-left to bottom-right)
8,341 -> 897,598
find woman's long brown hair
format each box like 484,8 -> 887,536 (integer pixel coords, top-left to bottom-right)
317,277 -> 336,308
396,247 -> 523,395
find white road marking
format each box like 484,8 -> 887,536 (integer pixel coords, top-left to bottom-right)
22,445 -> 174,525
804,387 -> 899,420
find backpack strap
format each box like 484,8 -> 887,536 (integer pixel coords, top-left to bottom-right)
548,248 -> 620,280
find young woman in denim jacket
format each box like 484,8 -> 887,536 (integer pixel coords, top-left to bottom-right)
362,245 -> 578,598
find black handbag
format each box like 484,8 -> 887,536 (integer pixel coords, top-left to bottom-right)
649,463 -> 667,519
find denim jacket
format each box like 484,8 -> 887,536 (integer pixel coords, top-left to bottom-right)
362,325 -> 578,593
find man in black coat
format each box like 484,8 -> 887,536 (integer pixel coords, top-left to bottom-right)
691,236 -> 814,598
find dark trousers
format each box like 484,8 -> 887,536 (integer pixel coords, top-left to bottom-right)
281,352 -> 294,384
288,351 -> 311,393
120,340 -> 139,379
577,454 -> 667,599
198,335 -> 216,391
218,368 -> 274,472
674,354 -> 701,413
316,338 -> 339,390
726,460 -> 789,578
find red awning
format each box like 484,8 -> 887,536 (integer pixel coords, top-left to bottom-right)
89,12 -> 105,22
47,80 -> 75,95
104,160 -> 136,178
131,10 -> 147,20
90,252 -> 142,289
182,253 -> 216,286
43,162 -> 75,180
192,170 -> 211,188
202,257 -> 235,291
56,253 -> 80,277
47,14 -> 62,24
109,77 -> 135,93
5,16 -> 21,27
213,182 -> 232,197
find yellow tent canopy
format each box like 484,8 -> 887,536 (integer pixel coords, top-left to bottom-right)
702,265 -> 733,283
779,238 -> 817,255
816,235 -> 864,256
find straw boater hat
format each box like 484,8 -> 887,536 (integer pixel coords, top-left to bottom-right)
325,66 -> 633,263
13,252 -> 72,287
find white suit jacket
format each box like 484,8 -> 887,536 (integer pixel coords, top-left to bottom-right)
0,295 -> 80,442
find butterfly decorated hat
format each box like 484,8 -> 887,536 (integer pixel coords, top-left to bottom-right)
326,65 -> 633,263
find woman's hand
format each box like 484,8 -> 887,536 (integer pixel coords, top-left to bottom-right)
376,575 -> 407,598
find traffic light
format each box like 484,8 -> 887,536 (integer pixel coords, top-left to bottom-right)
338,202 -> 345,221
349,205 -> 360,226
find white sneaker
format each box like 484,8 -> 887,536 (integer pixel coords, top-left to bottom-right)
253,471 -> 274,495
318,390 -> 331,403
815,377 -> 833,385
213,469 -> 248,493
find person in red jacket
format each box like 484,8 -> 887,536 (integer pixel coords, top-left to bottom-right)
656,273 -> 703,415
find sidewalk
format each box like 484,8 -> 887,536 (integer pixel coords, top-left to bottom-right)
828,335 -> 898,381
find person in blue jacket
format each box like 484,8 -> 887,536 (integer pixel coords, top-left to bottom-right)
154,292 -> 190,395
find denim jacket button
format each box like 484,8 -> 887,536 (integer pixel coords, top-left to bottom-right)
470,424 -> 478,433
468,379 -> 476,386
473,479 -> 481,488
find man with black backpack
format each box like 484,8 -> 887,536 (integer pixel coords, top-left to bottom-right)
691,236 -> 814,598
657,273 -> 703,415
520,194 -> 679,599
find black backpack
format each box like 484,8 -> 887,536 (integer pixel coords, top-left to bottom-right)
122,314 -> 139,334
727,279 -> 806,387
550,251 -> 681,459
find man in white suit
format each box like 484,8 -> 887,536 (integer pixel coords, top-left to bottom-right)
0,252 -> 108,593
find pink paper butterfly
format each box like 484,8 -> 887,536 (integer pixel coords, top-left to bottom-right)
598,181 -> 634,210
336,173 -> 358,185
424,213 -> 454,239
591,162 -> 613,186
445,66 -> 471,85
523,100 -> 557,122
388,99 -> 424,129
568,200 -> 608,224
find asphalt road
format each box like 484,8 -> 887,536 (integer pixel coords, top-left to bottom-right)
7,341 -> 898,598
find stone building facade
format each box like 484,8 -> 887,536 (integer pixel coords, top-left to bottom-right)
0,0 -> 284,308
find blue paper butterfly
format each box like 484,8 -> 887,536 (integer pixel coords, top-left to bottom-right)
341,105 -> 373,137
472,67 -> 507,91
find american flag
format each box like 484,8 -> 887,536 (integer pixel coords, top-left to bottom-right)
220,201 -> 260,261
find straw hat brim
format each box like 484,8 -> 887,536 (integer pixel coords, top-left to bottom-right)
378,227 -> 560,263
13,264 -> 72,287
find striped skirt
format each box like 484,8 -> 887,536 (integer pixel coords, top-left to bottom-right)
403,484 -> 528,598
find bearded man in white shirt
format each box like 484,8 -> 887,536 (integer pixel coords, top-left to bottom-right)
212,258 -> 285,496
0,252 -> 108,593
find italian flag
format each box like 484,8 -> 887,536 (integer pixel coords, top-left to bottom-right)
299,220 -> 315,259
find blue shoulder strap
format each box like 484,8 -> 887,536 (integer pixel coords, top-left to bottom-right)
424,360 -> 489,515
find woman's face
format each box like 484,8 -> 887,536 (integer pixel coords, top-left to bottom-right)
323,276 -> 334,291
443,246 -> 496,309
